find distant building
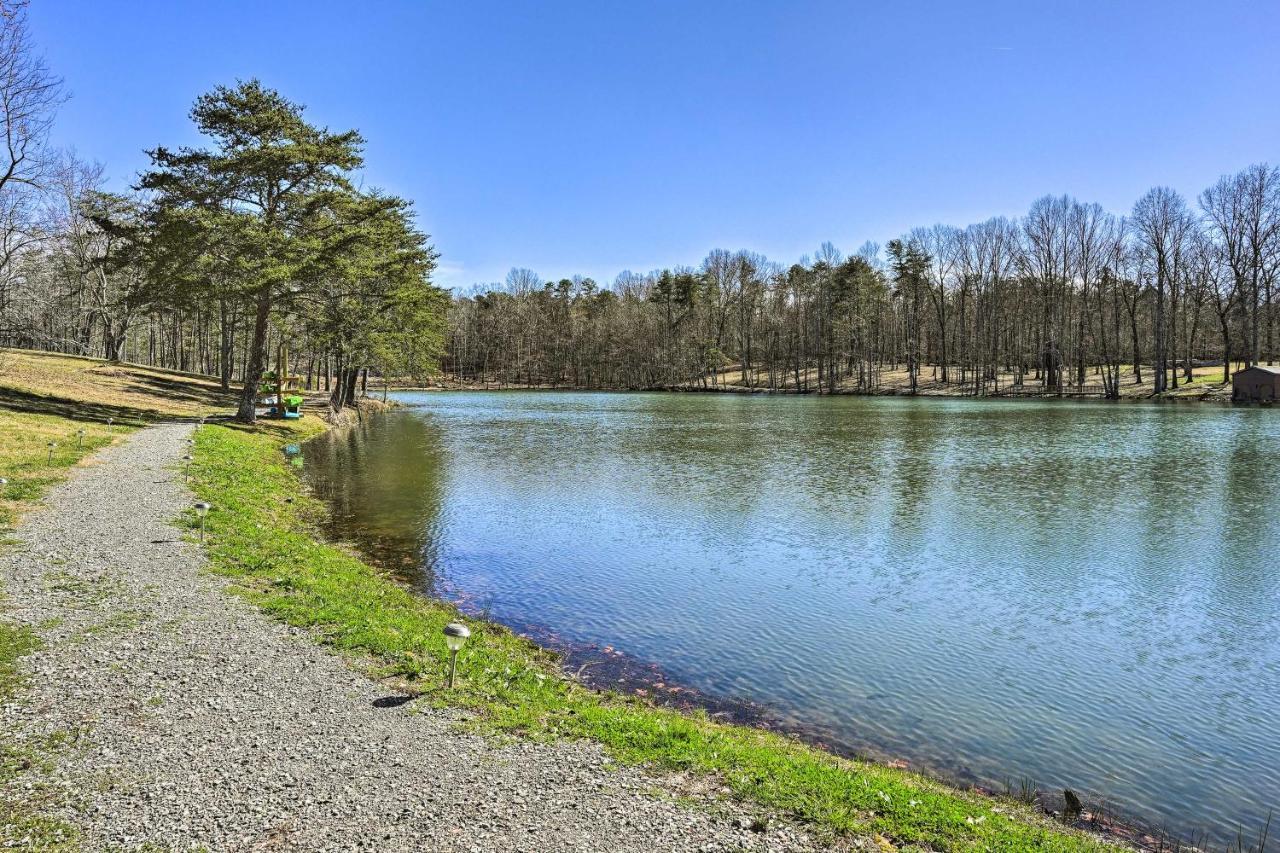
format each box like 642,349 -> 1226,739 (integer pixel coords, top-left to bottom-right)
1232,365 -> 1280,402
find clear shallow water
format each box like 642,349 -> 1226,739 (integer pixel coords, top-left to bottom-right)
303,392 -> 1280,840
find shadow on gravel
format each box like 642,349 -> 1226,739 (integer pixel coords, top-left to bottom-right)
372,695 -> 414,709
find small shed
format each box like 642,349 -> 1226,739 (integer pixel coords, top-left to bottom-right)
1232,365 -> 1280,402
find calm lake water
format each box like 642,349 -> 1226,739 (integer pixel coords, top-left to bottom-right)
303,391 -> 1280,841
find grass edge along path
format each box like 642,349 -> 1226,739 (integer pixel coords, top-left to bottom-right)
189,419 -> 1115,852
0,409 -> 133,537
0,405 -> 129,849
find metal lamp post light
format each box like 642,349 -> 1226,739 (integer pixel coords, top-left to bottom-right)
443,622 -> 471,688
193,502 -> 211,541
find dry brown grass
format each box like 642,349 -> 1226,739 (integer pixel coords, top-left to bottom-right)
0,348 -> 238,533
0,348 -> 237,424
700,362 -> 1236,401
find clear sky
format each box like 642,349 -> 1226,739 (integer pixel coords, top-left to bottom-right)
29,0 -> 1280,290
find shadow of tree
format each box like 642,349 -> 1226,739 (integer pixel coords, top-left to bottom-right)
117,373 -> 233,407
0,386 -> 229,425
211,418 -> 299,438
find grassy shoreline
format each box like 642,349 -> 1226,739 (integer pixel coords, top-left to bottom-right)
390,380 -> 1239,407
0,349 -> 1126,849
401,362 -> 1240,404
188,416 -> 1116,851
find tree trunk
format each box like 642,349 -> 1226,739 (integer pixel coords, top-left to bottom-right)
328,350 -> 345,415
343,367 -> 360,407
236,291 -> 272,423
219,299 -> 234,391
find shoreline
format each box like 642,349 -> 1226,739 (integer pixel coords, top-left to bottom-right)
0,406 -> 1211,850
297,409 -> 1207,851
0,350 -> 1249,849
471,609 -> 1194,851
6,425 -> 817,850
388,379 -> 1245,407
197,417 -> 1113,849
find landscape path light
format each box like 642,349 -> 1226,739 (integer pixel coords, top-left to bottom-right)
76,429 -> 85,448
106,417 -> 113,433
46,442 -> 57,465
193,501 -> 211,541
443,622 -> 471,689
0,477 -> 7,496
182,454 -> 193,481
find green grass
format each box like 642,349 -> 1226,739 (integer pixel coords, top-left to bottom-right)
0,408 -> 131,536
1,346 -> 238,534
190,419 -> 1115,852
0,612 -> 40,701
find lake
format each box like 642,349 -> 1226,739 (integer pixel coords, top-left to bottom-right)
302,391 -> 1280,841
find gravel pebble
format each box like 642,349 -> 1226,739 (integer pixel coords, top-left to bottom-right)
0,424 -> 829,852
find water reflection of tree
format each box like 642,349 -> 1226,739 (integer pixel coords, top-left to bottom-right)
1213,415 -> 1280,637
302,410 -> 446,589
303,394 -> 1280,840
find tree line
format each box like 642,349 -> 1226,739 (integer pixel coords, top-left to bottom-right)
0,4 -> 445,422
449,179 -> 1278,398
3,1 -> 1277,411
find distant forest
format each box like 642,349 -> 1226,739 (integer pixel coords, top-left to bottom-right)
449,175 -> 1278,398
1,3 -> 1277,406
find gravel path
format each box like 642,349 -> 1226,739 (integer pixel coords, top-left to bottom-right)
0,425 -> 826,852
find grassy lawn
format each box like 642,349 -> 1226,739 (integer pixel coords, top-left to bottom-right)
189,418 -> 1114,851
0,409 -> 129,536
0,348 -> 232,422
703,362 -> 1235,400
0,348 -> 237,535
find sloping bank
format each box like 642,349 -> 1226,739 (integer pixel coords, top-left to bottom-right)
190,416 -> 1115,852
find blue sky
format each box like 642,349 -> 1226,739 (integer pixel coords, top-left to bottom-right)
31,1 -> 1280,290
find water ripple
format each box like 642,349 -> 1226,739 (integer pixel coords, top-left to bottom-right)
305,392 -> 1280,843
